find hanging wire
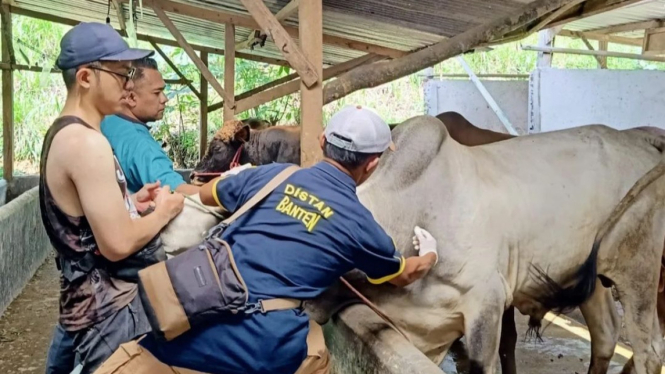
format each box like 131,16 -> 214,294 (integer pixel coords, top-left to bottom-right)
106,0 -> 111,24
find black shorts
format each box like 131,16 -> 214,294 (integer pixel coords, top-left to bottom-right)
45,295 -> 151,374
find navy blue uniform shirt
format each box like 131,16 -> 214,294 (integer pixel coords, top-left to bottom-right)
141,161 -> 405,374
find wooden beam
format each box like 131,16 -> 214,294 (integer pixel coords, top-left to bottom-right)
224,23 -> 235,121
240,0 -> 318,88
1,5 -> 13,181
8,6 -> 289,67
299,0 -> 323,167
599,40 -> 608,68
200,51 -> 208,160
521,45 -> 665,63
584,19 -> 665,34
149,40 -> 201,100
236,54 -> 381,113
322,0 -> 580,105
530,0 -> 585,33
576,32 -> 605,68
125,0 -> 405,59
547,0 -> 645,29
208,71 -> 299,113
153,4 -> 232,104
558,29 -> 643,46
237,0 -> 300,51
642,27 -> 665,56
111,0 -> 127,32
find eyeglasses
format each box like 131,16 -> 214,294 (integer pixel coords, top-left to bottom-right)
86,66 -> 136,85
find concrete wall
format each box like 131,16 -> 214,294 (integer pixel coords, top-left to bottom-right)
424,79 -> 529,135
0,187 -> 51,316
325,305 -> 444,374
7,175 -> 40,202
529,68 -> 665,133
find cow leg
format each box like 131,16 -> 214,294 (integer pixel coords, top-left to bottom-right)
579,282 -> 620,374
621,289 -> 665,374
463,287 -> 505,374
498,306 -> 517,374
613,269 -> 662,373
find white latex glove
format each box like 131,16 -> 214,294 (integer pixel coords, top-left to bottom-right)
221,163 -> 253,177
412,226 -> 439,265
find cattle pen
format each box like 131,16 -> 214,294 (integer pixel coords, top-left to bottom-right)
2,0 -> 665,373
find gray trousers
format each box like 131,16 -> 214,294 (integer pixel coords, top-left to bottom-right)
45,296 -> 151,374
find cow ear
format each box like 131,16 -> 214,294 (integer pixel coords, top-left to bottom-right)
234,125 -> 250,143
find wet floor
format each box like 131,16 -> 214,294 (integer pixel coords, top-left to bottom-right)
0,254 -> 657,373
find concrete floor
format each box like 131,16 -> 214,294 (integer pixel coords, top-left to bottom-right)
0,253 -> 657,374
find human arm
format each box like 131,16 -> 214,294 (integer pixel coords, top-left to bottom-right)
199,164 -> 258,208
388,226 -> 439,287
65,131 -> 184,261
175,183 -> 201,195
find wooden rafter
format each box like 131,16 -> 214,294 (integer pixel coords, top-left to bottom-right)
111,0 -> 127,32
547,0 -> 646,29
235,54 -> 382,113
149,40 -> 201,100
240,0 -> 319,88
153,4 -> 232,104
530,0 -> 585,33
122,0 -> 406,59
584,19 -> 665,34
208,71 -> 299,113
322,0 -> 581,105
8,6 -> 289,66
558,30 -> 643,46
237,0 -> 300,51
575,32 -> 605,67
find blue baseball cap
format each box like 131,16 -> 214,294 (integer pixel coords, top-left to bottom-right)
56,22 -> 154,70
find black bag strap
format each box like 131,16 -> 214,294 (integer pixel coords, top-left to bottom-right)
221,165 -> 300,225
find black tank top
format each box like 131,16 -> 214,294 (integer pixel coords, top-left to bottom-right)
39,116 -> 141,331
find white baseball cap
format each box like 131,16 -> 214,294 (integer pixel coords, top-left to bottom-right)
325,105 -> 395,153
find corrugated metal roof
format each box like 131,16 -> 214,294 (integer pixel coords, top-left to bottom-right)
9,0 -> 535,66
564,0 -> 665,38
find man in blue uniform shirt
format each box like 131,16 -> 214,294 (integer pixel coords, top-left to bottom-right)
101,58 -> 200,195
95,105 -> 439,374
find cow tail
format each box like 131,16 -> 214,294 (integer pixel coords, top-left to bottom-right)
531,160 -> 665,314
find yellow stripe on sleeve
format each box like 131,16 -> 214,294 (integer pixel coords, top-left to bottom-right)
211,177 -> 224,209
367,256 -> 406,285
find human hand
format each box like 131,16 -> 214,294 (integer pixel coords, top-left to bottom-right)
134,181 -> 161,213
153,185 -> 184,222
413,226 -> 438,265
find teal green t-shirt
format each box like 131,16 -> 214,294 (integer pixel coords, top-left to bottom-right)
101,114 -> 185,193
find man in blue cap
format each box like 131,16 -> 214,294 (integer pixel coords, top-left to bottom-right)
40,22 -> 184,374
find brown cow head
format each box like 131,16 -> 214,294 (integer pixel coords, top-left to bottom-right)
191,119 -> 250,185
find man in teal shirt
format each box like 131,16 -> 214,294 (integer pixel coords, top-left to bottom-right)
101,57 -> 200,195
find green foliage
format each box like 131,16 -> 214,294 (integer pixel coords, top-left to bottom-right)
2,16 -> 665,174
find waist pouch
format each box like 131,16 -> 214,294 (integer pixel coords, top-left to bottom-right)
137,237 -> 248,341
138,165 -> 301,341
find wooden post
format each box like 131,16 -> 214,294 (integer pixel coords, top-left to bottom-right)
599,40 -> 608,69
1,5 -> 13,182
537,27 -> 561,67
200,51 -> 208,160
224,24 -> 235,121
576,32 -> 605,68
299,0 -> 323,166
